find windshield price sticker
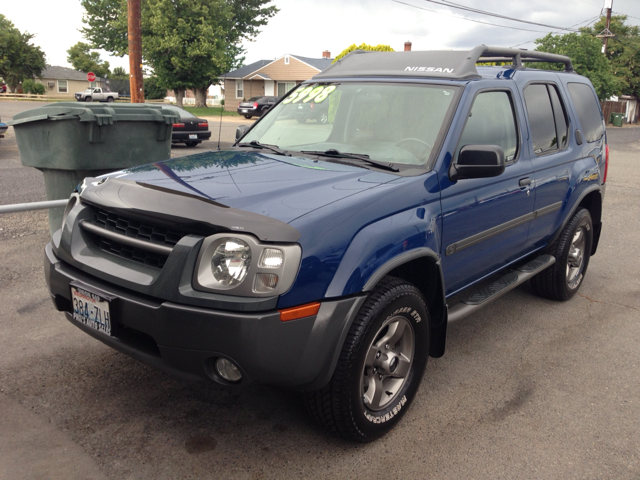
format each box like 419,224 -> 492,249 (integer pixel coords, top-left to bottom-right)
71,285 -> 113,336
283,85 -> 337,105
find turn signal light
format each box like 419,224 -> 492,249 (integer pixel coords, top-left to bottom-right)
279,302 -> 321,322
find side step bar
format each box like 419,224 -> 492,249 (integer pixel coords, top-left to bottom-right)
447,254 -> 555,323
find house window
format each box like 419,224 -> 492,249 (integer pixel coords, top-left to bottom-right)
284,55 -> 290,65
236,79 -> 243,99
58,80 -> 68,93
277,82 -> 296,97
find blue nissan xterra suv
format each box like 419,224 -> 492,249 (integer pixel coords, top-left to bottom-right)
45,46 -> 608,442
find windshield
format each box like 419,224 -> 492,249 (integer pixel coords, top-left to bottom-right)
241,82 -> 457,166
165,105 -> 195,118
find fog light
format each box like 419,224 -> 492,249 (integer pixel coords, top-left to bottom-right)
254,273 -> 278,293
215,358 -> 242,382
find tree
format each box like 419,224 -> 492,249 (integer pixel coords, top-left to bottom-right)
111,66 -> 128,80
79,0 -> 278,107
67,42 -> 111,78
533,32 -> 621,100
584,15 -> 640,97
0,14 -> 46,92
333,43 -> 395,64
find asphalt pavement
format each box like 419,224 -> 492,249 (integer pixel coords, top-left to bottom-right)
0,100 -> 639,479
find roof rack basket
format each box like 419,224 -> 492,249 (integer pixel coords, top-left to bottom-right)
469,45 -> 574,72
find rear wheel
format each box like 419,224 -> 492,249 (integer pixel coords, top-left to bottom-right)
106,96 -> 114,103
305,277 -> 429,442
244,114 -> 252,119
531,208 -> 593,301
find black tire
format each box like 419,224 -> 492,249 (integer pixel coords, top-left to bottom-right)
85,96 -> 92,102
530,208 -> 593,301
296,116 -> 306,124
244,114 -> 252,119
185,141 -> 199,147
305,277 -> 429,442
106,97 -> 114,103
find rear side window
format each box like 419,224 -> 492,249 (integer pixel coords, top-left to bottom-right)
523,84 -> 570,155
457,91 -> 519,161
568,83 -> 604,142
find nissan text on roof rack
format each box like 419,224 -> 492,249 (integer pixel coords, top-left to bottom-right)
45,45 -> 607,442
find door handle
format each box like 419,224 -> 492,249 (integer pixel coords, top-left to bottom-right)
519,177 -> 532,187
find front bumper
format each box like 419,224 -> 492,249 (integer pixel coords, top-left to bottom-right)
45,242 -> 364,389
172,130 -> 212,143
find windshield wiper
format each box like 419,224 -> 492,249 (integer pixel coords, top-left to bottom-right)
301,149 -> 399,172
238,140 -> 291,156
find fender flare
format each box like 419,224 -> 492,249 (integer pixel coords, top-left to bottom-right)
550,185 -> 602,249
362,247 -> 448,358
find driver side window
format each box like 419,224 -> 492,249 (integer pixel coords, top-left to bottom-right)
456,91 -> 519,162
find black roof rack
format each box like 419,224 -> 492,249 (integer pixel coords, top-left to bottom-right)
312,45 -> 574,81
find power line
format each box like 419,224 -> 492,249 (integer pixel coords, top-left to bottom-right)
510,16 -> 601,48
392,1 -> 572,33
426,0 -> 583,32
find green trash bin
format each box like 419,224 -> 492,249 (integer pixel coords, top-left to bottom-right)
8,103 -> 179,235
610,112 -> 624,127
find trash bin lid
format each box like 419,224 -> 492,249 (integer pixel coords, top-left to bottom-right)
8,102 -> 178,127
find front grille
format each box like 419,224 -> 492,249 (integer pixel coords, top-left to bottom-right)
93,208 -> 184,247
86,208 -> 187,269
93,236 -> 169,268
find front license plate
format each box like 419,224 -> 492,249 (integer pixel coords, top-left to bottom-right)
71,284 -> 113,336
189,134 -> 198,140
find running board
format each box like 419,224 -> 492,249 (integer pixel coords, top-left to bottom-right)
447,254 -> 555,323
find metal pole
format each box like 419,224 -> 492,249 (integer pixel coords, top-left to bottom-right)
128,0 -> 145,103
0,200 -> 68,214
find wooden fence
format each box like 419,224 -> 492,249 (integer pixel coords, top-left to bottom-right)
600,100 -> 626,124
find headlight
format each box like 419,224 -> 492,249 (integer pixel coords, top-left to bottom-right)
194,234 -> 301,297
211,238 -> 251,286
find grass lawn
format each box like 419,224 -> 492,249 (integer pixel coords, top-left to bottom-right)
183,106 -> 238,117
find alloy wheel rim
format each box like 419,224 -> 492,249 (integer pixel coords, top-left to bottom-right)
566,227 -> 586,286
360,316 -> 415,412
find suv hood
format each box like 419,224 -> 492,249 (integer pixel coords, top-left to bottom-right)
99,150 -> 398,224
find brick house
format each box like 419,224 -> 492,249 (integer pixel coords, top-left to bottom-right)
220,51 -> 333,111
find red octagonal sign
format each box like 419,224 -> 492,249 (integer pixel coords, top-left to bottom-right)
87,72 -> 96,82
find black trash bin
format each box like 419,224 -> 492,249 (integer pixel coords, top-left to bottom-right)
8,103 -> 179,234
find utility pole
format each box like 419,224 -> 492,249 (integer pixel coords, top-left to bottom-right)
597,0 -> 615,55
128,0 -> 144,103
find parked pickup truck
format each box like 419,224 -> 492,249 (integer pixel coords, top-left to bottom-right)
75,88 -> 118,103
45,45 -> 607,442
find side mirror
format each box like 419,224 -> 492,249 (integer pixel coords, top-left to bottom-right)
235,125 -> 250,141
449,145 -> 506,182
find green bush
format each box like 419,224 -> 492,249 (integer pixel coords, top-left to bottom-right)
22,79 -> 45,95
143,76 -> 167,100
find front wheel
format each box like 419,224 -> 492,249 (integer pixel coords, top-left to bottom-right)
530,208 -> 593,301
84,96 -> 92,102
305,277 -> 429,442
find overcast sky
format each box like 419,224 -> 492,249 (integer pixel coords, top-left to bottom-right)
4,0 -> 640,73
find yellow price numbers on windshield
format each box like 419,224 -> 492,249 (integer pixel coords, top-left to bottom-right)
282,85 -> 337,105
